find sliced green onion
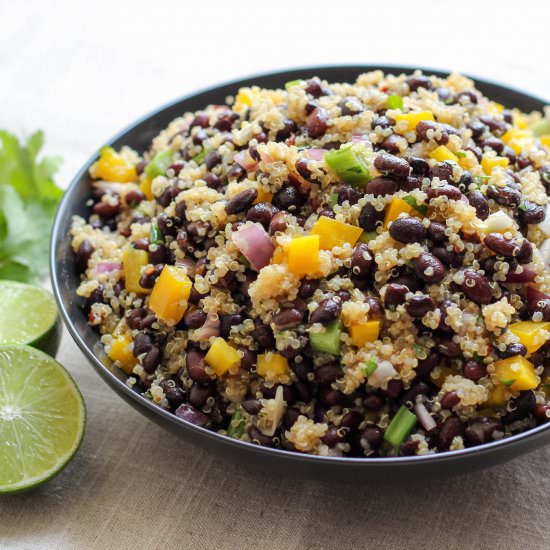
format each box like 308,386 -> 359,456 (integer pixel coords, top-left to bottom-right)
227,409 -> 246,438
328,192 -> 339,208
386,94 -> 403,111
362,358 -> 378,377
324,145 -> 371,186
384,405 -> 417,447
531,119 -> 550,137
285,79 -> 302,91
309,319 -> 342,355
150,220 -> 164,245
501,379 -> 516,387
359,231 -> 378,243
191,149 -> 207,165
145,149 -> 173,178
454,151 -> 466,158
402,194 -> 427,215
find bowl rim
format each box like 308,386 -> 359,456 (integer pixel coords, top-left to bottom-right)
51,64 -> 550,468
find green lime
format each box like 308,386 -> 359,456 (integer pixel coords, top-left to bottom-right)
0,345 -> 86,493
0,280 -> 61,357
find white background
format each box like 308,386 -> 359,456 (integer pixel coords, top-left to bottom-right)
2,0 -> 549,186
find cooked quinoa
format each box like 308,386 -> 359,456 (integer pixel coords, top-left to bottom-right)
72,70 -> 550,457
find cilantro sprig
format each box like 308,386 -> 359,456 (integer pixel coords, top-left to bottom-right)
0,130 -> 63,283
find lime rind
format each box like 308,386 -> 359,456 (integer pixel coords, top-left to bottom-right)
0,345 -> 86,494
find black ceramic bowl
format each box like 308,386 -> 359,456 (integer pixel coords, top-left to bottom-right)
51,65 -> 550,479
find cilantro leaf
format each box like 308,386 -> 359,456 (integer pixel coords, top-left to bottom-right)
0,131 -> 63,283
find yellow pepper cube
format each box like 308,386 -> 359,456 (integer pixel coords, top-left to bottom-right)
394,111 -> 434,131
288,235 -> 320,276
383,197 -> 417,229
149,265 -> 192,325
481,156 -> 509,175
205,337 -> 241,377
108,335 -> 136,374
488,101 -> 504,114
90,147 -> 137,183
257,352 -> 289,382
235,91 -> 252,107
139,177 -> 154,200
254,186 -> 273,204
310,216 -> 363,250
485,383 -> 508,407
540,135 -> 550,149
509,321 -> 550,353
494,355 -> 539,391
350,321 -> 380,346
123,248 -> 151,294
429,145 -> 458,163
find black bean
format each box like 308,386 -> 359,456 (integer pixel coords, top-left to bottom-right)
389,216 -> 426,243
427,221 -> 447,242
282,408 -> 301,429
225,189 -> 258,215
226,164 -> 246,182
358,203 -> 384,231
248,426 -> 274,446
517,240 -> 533,264
245,202 -> 276,228
143,346 -> 161,373
468,121 -> 486,138
456,90 -> 478,105
310,298 -> 342,324
304,77 -> 323,97
465,418 -> 502,446
502,391 -> 536,424
242,399 -> 262,415
480,136 -> 504,154
191,112 -> 210,128
157,185 -> 179,207
307,107 -> 329,138
219,314 -> 242,338
341,410 -> 362,430
412,253 -> 446,284
436,338 -> 461,358
189,383 -> 215,409
314,362 -> 343,384
186,349 -> 211,384
519,202 -> 546,225
463,359 -> 487,381
351,243 -> 372,277
460,270 -> 492,304
400,439 -> 420,456
321,426 -> 346,447
205,151 -> 222,170
406,75 -> 432,92
295,158 -> 313,181
202,172 -> 221,189
125,189 -> 146,207
484,233 -> 521,257
214,110 -> 238,131
401,175 -> 421,191
335,184 -> 362,206
391,272 -> 421,292
340,97 -> 363,116
406,295 -> 436,318
276,118 -> 297,141
431,246 -> 463,268
360,425 -> 383,451
438,416 -> 464,451
466,146 -> 482,162
272,185 -> 305,212
415,353 -> 439,378
384,283 -> 408,309
400,381 -> 430,405
192,129 -> 208,146
479,115 -> 507,136
363,393 -> 384,410
299,279 -> 319,299
93,199 -> 119,218
76,240 -> 94,271
319,387 -> 344,406
139,314 -> 156,329
427,184 -> 463,201
487,184 -> 521,207
409,156 -> 430,176
440,391 -> 460,410
380,134 -> 402,154
133,332 -> 153,357
164,385 -> 186,409
252,320 -> 275,349
499,343 -> 528,359
416,120 -> 448,145
437,87 -> 454,104
268,211 -> 288,235
273,308 -> 303,329
148,243 -> 166,265
126,308 -> 146,330
366,177 -> 399,196
372,115 -> 391,129
467,191 -> 490,220
366,296 -> 383,319
175,404 -> 210,427
429,162 -> 455,182
374,153 -> 410,178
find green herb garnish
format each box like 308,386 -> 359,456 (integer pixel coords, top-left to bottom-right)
285,80 -> 302,91
0,130 -> 63,283
362,358 -> 378,377
227,409 -> 247,438
328,192 -> 339,208
386,94 -> 403,111
384,405 -> 417,448
150,220 -> 164,245
324,145 -> 371,186
191,150 -> 207,165
454,151 -> 466,158
145,149 -> 172,178
402,194 -> 428,215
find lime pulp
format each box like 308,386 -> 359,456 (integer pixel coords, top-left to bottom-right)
0,345 -> 86,493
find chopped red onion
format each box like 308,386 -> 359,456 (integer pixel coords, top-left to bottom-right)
95,262 -> 122,274
414,402 -> 436,432
232,223 -> 274,271
193,313 -> 220,341
303,148 -> 327,161
234,150 -> 258,172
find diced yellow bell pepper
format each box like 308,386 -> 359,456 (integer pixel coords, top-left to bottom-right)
123,248 -> 151,294
108,334 -> 136,374
501,128 -> 532,154
481,156 -> 509,175
139,177 -> 154,200
310,216 -> 363,250
429,145 -> 458,163
350,321 -> 380,346
508,321 -> 550,353
235,91 -> 252,107
254,186 -> 273,204
383,197 -> 418,229
394,111 -> 434,131
485,383 -> 508,407
257,352 -> 289,382
513,112 -> 529,129
488,101 -> 504,114
205,337 -> 241,376
430,366 -> 454,388
271,247 -> 287,264
494,355 -> 539,391
288,235 -> 320,276
149,265 -> 192,325
90,147 -> 137,183
540,135 -> 550,149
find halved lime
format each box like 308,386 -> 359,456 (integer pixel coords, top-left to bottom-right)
0,280 -> 61,356
0,345 -> 86,493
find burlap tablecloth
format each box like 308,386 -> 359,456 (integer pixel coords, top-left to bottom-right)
2,1 -> 550,548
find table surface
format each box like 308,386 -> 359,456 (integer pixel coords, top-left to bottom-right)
2,1 -> 550,548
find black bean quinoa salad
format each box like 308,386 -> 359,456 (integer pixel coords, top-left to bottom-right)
72,70 -> 550,457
